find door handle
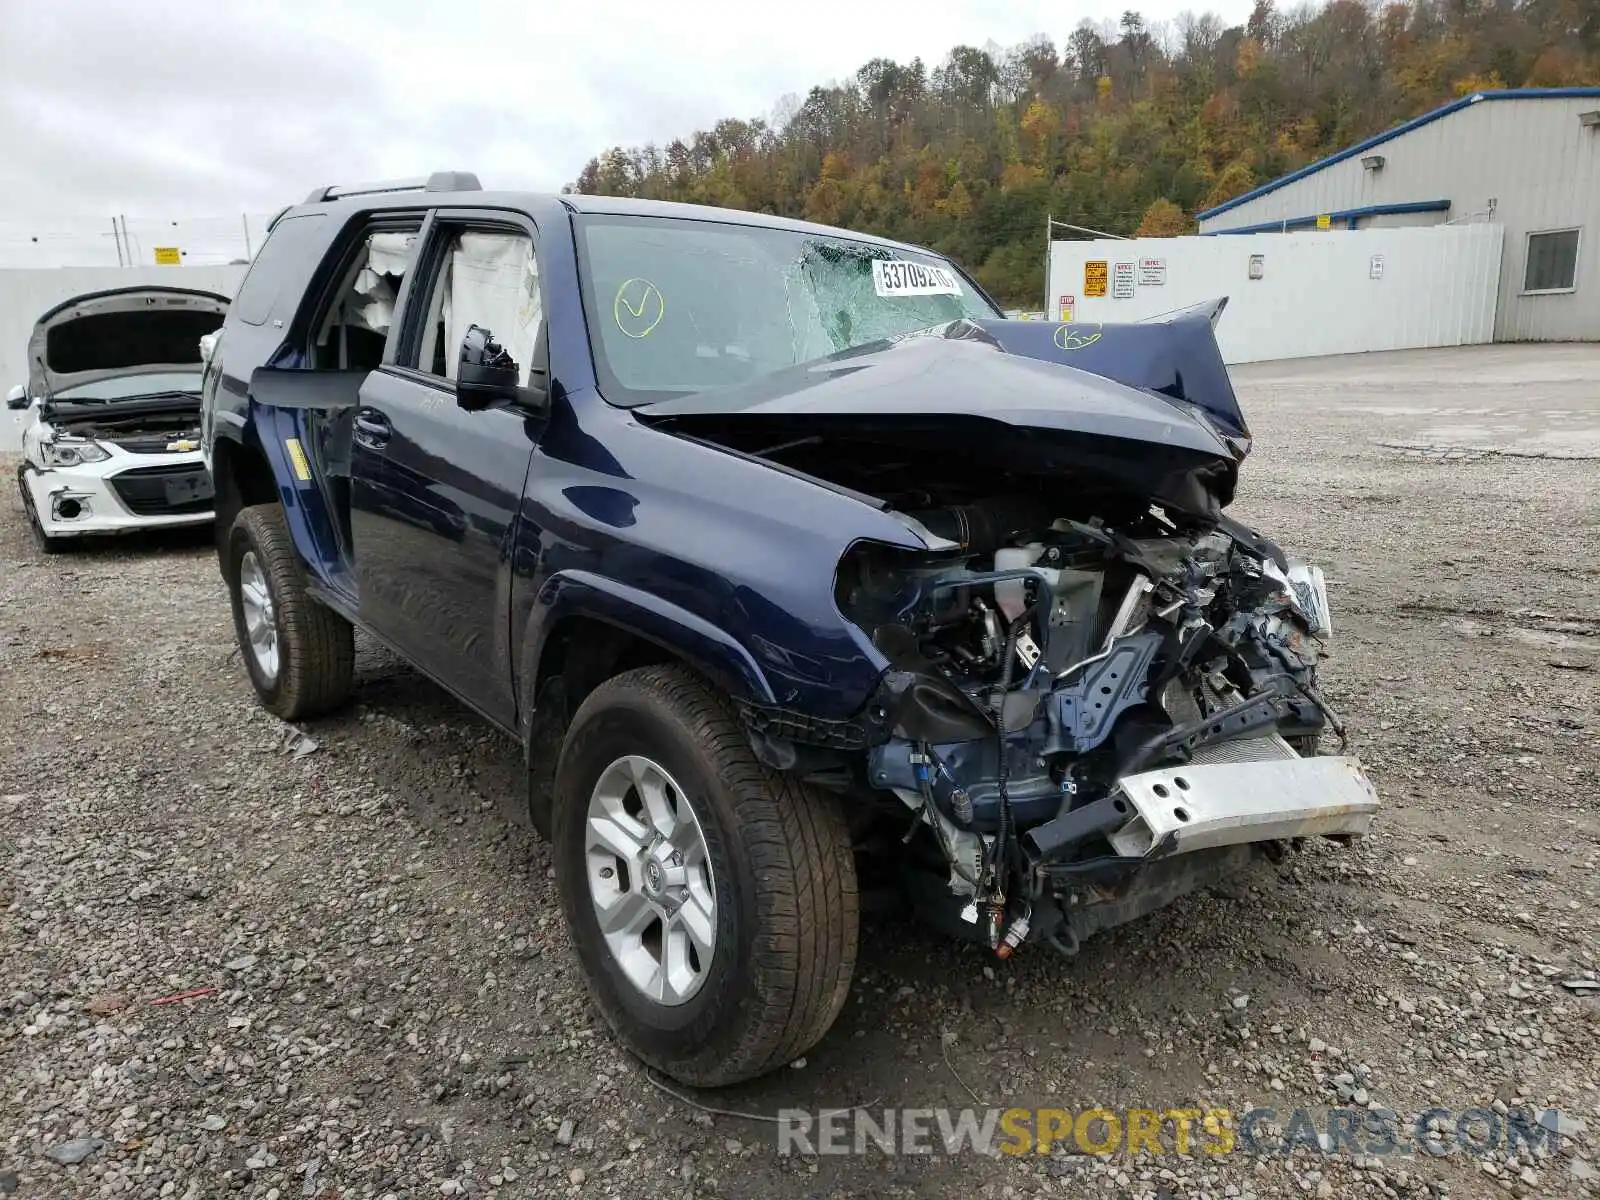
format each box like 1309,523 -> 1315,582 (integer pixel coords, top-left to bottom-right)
354,408 -> 391,447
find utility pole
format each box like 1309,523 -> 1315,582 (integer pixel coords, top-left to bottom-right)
241,213 -> 252,259
1043,211 -> 1052,315
110,217 -> 124,267
122,215 -> 143,265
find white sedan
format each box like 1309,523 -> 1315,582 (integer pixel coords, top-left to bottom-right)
9,286 -> 228,551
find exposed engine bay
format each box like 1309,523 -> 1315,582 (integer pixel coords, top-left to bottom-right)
828,491 -> 1371,958
43,400 -> 202,451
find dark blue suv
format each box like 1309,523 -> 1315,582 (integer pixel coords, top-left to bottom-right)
200,173 -> 1377,1086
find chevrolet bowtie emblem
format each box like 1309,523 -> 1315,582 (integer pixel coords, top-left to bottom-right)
166,439 -> 198,452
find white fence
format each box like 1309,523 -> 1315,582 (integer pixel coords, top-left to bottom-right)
1047,225 -> 1505,364
1,267 -> 246,453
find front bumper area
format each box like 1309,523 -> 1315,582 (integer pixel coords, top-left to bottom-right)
20,452 -> 214,538
1106,754 -> 1379,859
1025,756 -> 1377,955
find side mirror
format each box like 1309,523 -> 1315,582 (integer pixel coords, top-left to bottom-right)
456,325 -> 520,412
5,385 -> 28,411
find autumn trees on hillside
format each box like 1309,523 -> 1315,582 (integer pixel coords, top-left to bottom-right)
572,0 -> 1600,306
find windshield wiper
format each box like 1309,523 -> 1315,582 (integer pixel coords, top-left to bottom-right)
117,389 -> 201,402
46,391 -> 200,418
64,390 -> 198,406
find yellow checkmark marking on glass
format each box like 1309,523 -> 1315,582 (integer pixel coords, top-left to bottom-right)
613,278 -> 664,338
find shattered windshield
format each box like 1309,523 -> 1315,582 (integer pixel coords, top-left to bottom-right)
51,371 -> 203,404
574,214 -> 998,406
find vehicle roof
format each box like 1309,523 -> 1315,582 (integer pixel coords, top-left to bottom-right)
282,190 -> 938,257
557,194 -> 928,251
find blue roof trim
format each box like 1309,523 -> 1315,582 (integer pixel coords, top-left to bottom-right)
1205,199 -> 1452,235
1196,88 -> 1600,222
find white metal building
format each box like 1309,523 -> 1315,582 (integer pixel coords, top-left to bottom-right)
1195,88 -> 1600,343
1047,224 -> 1503,365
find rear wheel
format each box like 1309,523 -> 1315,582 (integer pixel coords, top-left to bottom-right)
552,665 -> 858,1086
226,504 -> 354,719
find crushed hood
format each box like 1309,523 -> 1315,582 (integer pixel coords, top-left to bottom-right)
974,298 -> 1248,452
28,286 -> 229,396
635,317 -> 1242,518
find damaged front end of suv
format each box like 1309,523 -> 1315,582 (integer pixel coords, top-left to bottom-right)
640,309 -> 1377,959
842,488 -> 1367,958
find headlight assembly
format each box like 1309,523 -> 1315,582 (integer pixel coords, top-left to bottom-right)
1284,561 -> 1332,639
42,438 -> 110,467
1262,558 -> 1332,638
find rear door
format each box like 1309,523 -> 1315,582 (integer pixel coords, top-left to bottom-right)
348,210 -> 548,729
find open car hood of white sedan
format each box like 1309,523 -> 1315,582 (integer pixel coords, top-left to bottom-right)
28,286 -> 228,397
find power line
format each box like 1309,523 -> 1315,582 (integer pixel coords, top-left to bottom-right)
0,213 -> 275,268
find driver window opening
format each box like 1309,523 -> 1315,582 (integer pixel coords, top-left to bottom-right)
414,229 -> 544,388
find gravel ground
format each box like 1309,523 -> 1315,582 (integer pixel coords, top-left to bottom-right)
2,343 -> 1598,1199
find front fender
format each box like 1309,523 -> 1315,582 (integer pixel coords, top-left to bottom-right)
523,568 -> 778,715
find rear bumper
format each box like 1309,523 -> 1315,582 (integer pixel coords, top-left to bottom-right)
1107,754 -> 1379,859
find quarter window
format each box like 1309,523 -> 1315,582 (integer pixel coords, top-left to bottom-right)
230,213 -> 327,327
1523,229 -> 1579,294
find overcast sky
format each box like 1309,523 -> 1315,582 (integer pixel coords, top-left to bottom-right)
1,0 -> 1256,219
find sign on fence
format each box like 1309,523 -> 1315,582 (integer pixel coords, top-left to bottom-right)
1138,258 -> 1166,286
1084,261 -> 1108,297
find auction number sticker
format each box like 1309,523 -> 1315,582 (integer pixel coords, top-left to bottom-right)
872,259 -> 963,297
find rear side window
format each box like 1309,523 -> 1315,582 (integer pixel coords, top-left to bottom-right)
308,224 -> 422,370
231,213 -> 328,326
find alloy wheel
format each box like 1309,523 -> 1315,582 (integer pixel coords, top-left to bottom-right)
583,755 -> 717,1006
238,551 -> 280,682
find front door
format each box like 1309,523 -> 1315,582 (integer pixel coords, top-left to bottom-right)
349,216 -> 548,728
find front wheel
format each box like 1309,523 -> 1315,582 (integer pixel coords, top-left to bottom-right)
226,504 -> 354,719
552,665 -> 859,1087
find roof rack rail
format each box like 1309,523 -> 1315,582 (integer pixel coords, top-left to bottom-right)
302,171 -> 482,204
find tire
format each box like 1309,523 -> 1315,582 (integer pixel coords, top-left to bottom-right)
226,503 -> 354,719
552,665 -> 858,1087
17,466 -> 64,555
